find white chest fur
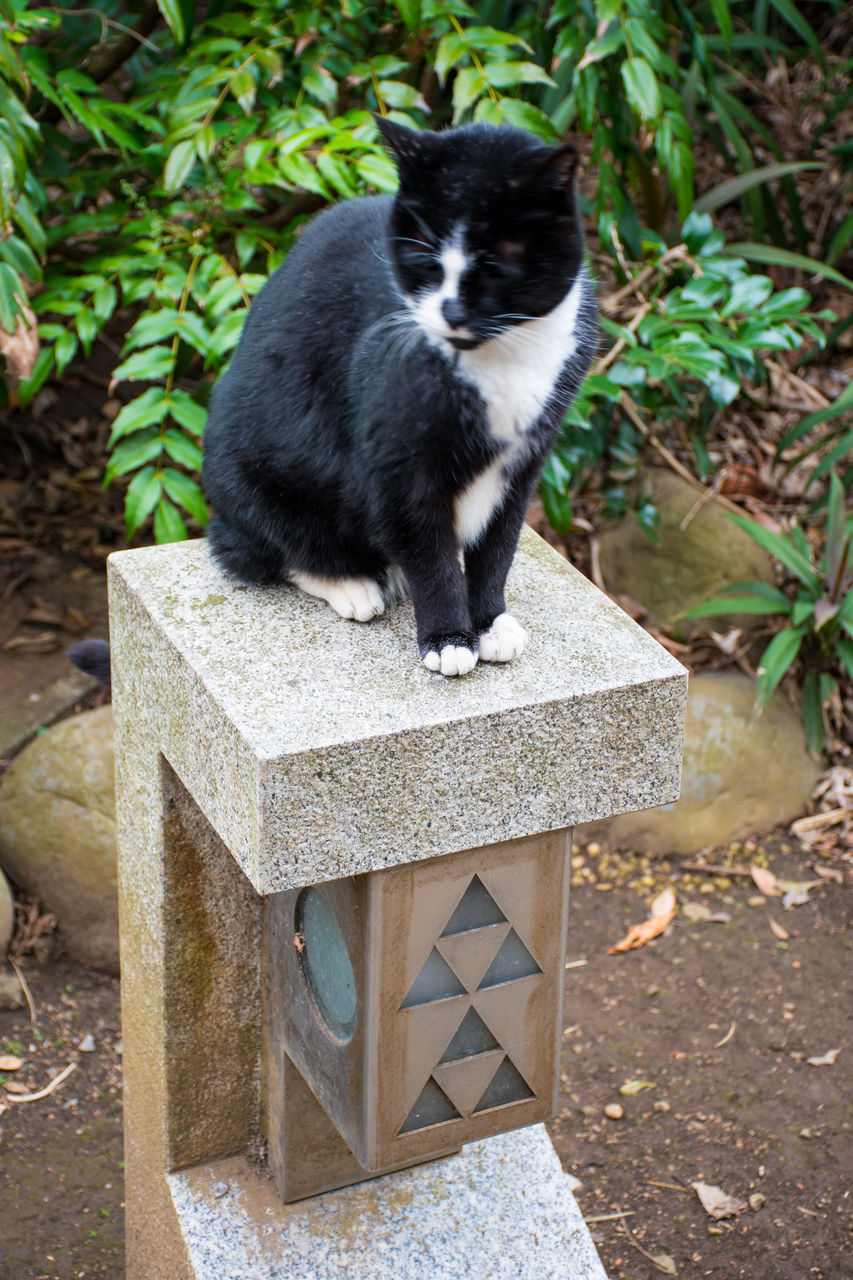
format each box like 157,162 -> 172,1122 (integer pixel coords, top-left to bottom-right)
457,274 -> 584,444
452,275 -> 585,546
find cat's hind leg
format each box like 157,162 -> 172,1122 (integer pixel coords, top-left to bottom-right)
290,572 -> 386,622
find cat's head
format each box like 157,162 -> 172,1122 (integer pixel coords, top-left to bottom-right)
377,118 -> 585,352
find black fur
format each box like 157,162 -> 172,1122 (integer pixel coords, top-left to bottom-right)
202,120 -> 597,670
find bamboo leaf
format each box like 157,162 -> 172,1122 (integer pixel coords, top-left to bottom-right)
755,626 -> 806,705
722,243 -> 853,291
695,162 -> 824,213
726,513 -> 817,589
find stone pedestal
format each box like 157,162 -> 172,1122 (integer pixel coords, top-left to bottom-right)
108,527 -> 686,1280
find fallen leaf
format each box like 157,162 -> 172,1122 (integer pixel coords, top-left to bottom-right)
607,887 -> 676,954
750,865 -> 781,897
807,1048 -> 841,1066
814,865 -> 843,884
0,1055 -> 24,1071
0,305 -> 39,382
682,901 -> 711,922
712,1021 -> 736,1048
767,916 -> 790,940
619,1079 -> 655,1096
652,1255 -> 677,1276
3,1079 -> 31,1094
691,1180 -> 747,1219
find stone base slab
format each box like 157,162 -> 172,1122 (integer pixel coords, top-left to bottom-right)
167,1125 -> 607,1280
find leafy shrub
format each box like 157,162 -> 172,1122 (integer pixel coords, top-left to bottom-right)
539,212 -> 834,537
685,472 -> 853,754
0,0 -> 846,543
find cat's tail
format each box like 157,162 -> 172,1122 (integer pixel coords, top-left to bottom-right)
68,638 -> 111,692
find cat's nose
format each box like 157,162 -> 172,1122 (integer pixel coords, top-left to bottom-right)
441,298 -> 467,329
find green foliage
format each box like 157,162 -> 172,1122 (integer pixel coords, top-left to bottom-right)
540,211 -> 833,530
685,473 -> 853,754
0,0 -> 846,544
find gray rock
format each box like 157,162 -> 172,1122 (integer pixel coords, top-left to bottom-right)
0,966 -> 24,1009
597,469 -> 776,633
578,671 -> 823,855
0,866 -> 13,952
0,705 -> 117,973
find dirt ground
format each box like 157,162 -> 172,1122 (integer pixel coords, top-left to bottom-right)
1,827 -> 850,1280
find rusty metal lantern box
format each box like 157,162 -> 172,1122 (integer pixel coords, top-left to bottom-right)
265,829 -> 571,1200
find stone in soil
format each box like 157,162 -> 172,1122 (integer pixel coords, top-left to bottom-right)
579,670 -> 822,854
0,704 -> 117,972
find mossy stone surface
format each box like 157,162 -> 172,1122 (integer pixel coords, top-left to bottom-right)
0,705 -> 117,972
579,671 -> 822,855
597,470 -> 776,634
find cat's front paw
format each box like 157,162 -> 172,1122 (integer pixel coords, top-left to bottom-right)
478,612 -> 527,663
421,635 -> 479,677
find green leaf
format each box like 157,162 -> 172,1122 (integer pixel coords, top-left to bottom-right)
708,0 -> 733,48
155,0 -> 187,44
163,139 -> 197,193
801,670 -> 824,756
620,58 -> 661,122
111,346 -> 174,384
539,480 -> 573,537
768,0 -> 823,65
93,284 -> 118,324
683,593 -> 790,619
108,388 -> 170,447
452,67 -> 487,120
726,512 -> 817,589
824,472 -> 849,596
777,381 -> 853,455
355,153 -> 399,193
481,61 -> 555,89
695,163 -> 824,213
722,243 -> 853,291
168,389 -> 207,436
497,98 -> 559,140
163,429 -> 203,470
755,626 -> 806,705
124,466 -> 162,538
161,468 -> 208,524
54,329 -> 77,376
0,262 -> 25,331
837,637 -> 853,680
0,233 -> 41,282
75,307 -> 97,354
153,496 -> 188,544
104,429 -> 163,485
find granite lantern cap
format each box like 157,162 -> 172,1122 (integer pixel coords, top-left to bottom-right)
107,526 -> 687,894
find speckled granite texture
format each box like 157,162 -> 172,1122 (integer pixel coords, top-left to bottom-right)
168,1125 -> 608,1280
108,526 -> 686,892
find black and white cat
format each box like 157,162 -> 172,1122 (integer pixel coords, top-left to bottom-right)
202,118 -> 598,676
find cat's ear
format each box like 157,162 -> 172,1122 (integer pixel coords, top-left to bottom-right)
373,114 -> 428,169
511,143 -> 578,192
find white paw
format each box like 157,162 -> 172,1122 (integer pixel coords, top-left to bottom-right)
291,573 -> 385,622
478,613 -> 527,663
422,644 -> 479,677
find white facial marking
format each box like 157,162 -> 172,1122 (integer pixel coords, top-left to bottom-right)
290,573 -> 385,622
457,274 -> 587,444
422,643 -> 478,677
407,225 -> 473,348
454,453 -> 508,547
479,613 -> 527,663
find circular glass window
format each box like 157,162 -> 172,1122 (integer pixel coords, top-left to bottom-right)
296,888 -> 357,1042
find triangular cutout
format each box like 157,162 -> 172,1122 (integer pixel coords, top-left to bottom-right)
400,948 -> 466,1009
439,1007 -> 500,1063
436,923 -> 510,993
398,1077 -> 461,1134
441,875 -> 506,936
433,1050 -> 505,1117
478,928 -> 541,989
472,1056 -> 535,1113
